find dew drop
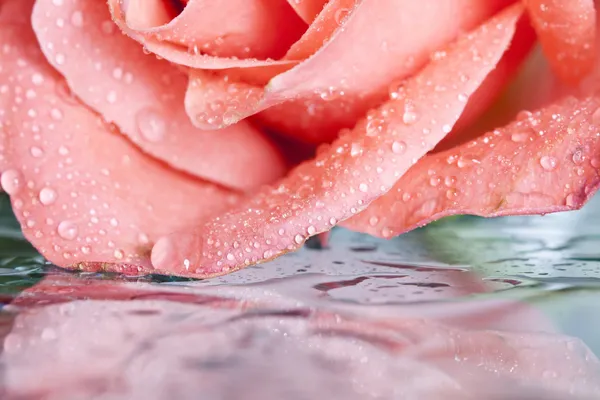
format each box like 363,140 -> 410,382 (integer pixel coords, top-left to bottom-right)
359,183 -> 369,192
136,108 -> 166,142
57,220 -> 78,240
50,108 -> 63,120
369,216 -> 379,226
402,107 -> 418,125
39,187 -> 57,205
365,118 -> 385,137
31,73 -> 44,86
350,143 -> 362,157
81,245 -> 91,254
334,7 -> 350,25
511,132 -> 529,142
540,155 -> 557,171
137,232 -> 150,245
391,141 -> 406,154
572,148 -> 585,165
294,234 -> 304,244
0,170 -> 22,195
263,250 -> 273,259
55,53 -> 65,65
307,225 -> 316,235
30,146 -> 44,158
106,90 -> 117,104
446,189 -> 458,200
113,249 -> 124,259
444,176 -> 457,187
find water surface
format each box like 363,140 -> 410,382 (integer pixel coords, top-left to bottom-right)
0,194 -> 599,399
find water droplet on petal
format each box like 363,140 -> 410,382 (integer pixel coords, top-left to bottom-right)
350,143 -> 362,157
137,232 -> 150,245
39,187 -> 57,205
57,220 -> 78,240
446,189 -> 458,200
334,7 -> 350,25
511,132 -> 529,142
540,155 -> 557,171
0,170 -> 22,195
391,141 -> 406,154
444,176 -> 457,187
572,148 -> 586,165
294,234 -> 304,244
30,146 -> 44,158
50,108 -> 63,120
113,249 -> 124,259
402,107 -> 418,125
136,108 -> 166,142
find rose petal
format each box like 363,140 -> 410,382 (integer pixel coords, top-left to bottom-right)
185,0 -> 516,143
107,0 -> 298,69
436,15 -> 537,150
121,0 -> 177,29
31,0 -> 286,191
0,9 -> 239,272
286,0 -> 329,23
123,0 -> 307,60
285,0 -> 360,61
183,0 -> 359,129
523,0 -> 597,84
150,4 -> 523,278
343,96 -> 600,237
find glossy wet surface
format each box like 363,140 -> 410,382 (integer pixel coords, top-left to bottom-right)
0,194 -> 599,399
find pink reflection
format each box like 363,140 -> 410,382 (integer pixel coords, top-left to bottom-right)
0,274 -> 598,399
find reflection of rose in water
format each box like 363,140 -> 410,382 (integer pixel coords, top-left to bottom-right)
0,274 -> 599,399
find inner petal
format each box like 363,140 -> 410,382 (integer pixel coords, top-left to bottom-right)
123,0 -> 308,59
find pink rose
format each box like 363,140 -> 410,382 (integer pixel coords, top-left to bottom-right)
0,0 -> 599,278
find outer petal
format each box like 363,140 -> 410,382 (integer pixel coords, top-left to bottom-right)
31,0 -> 286,191
0,10 -> 239,272
150,4 -> 523,278
523,0 -> 597,84
184,0 -> 515,144
343,96 -> 600,236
